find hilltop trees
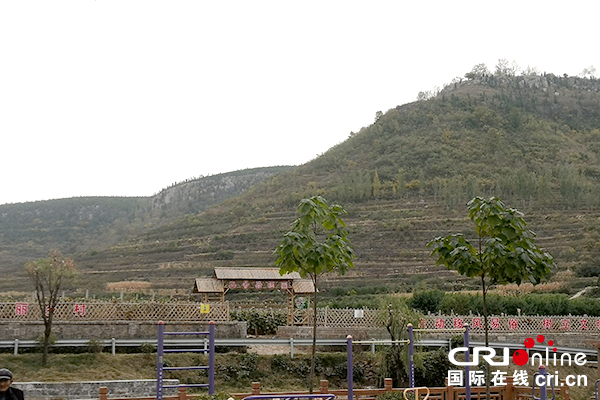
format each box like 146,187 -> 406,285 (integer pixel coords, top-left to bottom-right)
275,195 -> 355,392
465,63 -> 490,79
25,250 -> 77,366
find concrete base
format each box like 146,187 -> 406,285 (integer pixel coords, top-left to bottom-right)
12,379 -> 179,400
277,326 -> 388,340
0,321 -> 246,340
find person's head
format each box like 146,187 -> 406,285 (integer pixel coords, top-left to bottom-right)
0,369 -> 13,392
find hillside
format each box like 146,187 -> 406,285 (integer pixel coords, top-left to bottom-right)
4,71 -> 600,298
66,72 -> 600,297
0,166 -> 291,291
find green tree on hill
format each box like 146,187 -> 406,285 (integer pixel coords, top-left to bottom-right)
275,195 -> 355,393
427,197 -> 555,343
427,196 -> 555,399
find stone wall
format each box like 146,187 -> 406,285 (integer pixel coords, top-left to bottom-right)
12,379 -> 179,400
277,326 -> 388,340
0,321 -> 246,340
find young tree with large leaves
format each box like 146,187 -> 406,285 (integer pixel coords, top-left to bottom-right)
25,249 -> 77,367
427,196 -> 555,342
427,197 -> 554,398
275,195 -> 355,393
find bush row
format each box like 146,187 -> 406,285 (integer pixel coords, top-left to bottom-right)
409,290 -> 600,316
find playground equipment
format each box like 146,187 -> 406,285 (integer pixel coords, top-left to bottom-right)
156,320 -> 215,400
407,324 -> 467,386
403,387 -> 430,400
408,323 -> 469,399
532,366 -> 555,400
346,335 -> 410,400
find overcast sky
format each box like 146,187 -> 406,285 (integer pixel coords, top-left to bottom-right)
1,1 -> 598,205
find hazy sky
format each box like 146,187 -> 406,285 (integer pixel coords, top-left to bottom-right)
1,1 -> 598,205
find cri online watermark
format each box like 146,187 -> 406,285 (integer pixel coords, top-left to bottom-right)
447,335 -> 589,387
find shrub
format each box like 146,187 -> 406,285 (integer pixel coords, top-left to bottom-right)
237,353 -> 260,380
409,289 -> 445,313
140,342 -> 156,354
574,262 -> 600,277
230,308 -> 287,335
434,292 -> 600,316
86,339 -> 104,354
377,391 -> 404,400
271,354 -> 294,373
414,348 -> 452,387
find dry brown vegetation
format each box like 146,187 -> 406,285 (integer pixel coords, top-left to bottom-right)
106,281 -> 152,292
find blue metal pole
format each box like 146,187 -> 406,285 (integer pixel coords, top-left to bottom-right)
209,321 -> 215,395
347,335 -> 353,400
464,324 -> 470,400
407,323 -> 414,388
157,321 -> 164,400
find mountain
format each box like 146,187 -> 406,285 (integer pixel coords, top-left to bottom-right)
3,71 -> 600,298
0,166 -> 291,291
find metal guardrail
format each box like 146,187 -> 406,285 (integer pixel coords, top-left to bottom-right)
1,337 -> 597,359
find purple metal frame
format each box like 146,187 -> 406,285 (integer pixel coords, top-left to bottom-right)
464,324 -> 470,400
532,365 -> 555,400
157,320 -> 215,400
408,324 -> 414,388
347,336 -> 353,400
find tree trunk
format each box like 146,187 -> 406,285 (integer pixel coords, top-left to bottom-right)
385,310 -> 405,386
482,276 -> 490,400
42,320 -> 52,367
309,283 -> 318,394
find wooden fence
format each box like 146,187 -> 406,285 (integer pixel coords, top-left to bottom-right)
296,307 -> 600,334
0,301 -> 230,322
229,377 -> 571,400
99,378 -> 570,400
2,300 -> 599,335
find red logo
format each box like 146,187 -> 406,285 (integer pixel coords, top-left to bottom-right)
512,335 -> 557,366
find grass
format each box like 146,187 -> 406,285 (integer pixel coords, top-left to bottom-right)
0,352 -> 371,392
0,353 -> 157,382
2,350 -> 599,399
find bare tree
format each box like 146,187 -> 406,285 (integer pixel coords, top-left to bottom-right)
25,249 -> 77,366
523,65 -> 540,76
495,59 -> 519,77
580,65 -> 597,79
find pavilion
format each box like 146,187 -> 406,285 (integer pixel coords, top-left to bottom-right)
193,267 -> 315,324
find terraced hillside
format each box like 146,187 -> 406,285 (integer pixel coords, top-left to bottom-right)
68,196 -> 599,299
